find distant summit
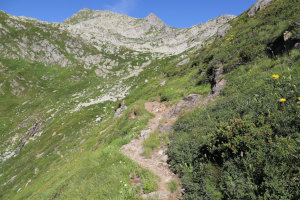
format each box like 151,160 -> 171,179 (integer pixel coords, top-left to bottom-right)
62,8 -> 235,54
145,13 -> 166,29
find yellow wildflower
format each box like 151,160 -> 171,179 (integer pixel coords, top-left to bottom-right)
272,74 -> 279,79
298,97 -> 300,101
280,98 -> 286,102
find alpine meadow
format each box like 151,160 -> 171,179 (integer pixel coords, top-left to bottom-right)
0,0 -> 299,199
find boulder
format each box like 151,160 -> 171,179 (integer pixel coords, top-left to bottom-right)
284,31 -> 293,41
176,58 -> 190,67
211,66 -> 226,95
171,94 -> 202,115
140,129 -> 151,137
113,101 -> 127,119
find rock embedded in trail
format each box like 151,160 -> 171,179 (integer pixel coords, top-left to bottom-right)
171,94 -> 203,116
158,125 -> 173,134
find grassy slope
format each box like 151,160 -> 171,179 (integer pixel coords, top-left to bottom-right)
0,33 -> 207,199
167,0 -> 300,199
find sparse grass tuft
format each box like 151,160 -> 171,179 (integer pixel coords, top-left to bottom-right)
167,180 -> 179,193
142,171 -> 158,194
142,131 -> 169,158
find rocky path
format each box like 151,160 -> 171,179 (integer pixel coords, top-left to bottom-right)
121,94 -> 214,199
122,101 -> 179,199
122,70 -> 226,199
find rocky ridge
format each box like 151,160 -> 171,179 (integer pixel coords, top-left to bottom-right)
63,8 -> 236,54
0,9 -> 235,69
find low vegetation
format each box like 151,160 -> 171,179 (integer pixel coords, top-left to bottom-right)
167,0 -> 300,199
167,180 -> 179,193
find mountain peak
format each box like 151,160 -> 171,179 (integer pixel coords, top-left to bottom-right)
146,13 -> 158,19
76,8 -> 91,13
145,13 -> 166,28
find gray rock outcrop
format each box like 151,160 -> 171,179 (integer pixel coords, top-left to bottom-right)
171,94 -> 203,116
145,13 -> 166,29
248,0 -> 273,17
176,58 -> 190,67
63,9 -> 236,55
113,101 -> 128,119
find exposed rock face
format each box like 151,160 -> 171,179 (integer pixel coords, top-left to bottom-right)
0,11 -> 102,67
145,13 -> 166,29
284,31 -> 293,41
248,0 -> 273,17
158,125 -> 173,134
62,9 -> 236,55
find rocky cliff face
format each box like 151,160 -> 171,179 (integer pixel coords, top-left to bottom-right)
63,8 -> 235,55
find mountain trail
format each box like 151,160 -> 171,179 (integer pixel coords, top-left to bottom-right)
121,75 -> 226,199
122,101 -> 179,199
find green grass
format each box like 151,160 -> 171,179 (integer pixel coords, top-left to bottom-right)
141,171 -> 158,194
168,54 -> 300,199
142,131 -> 169,158
165,1 -> 300,199
167,180 -> 178,193
0,47 -> 175,199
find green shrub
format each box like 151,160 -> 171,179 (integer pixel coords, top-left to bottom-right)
167,52 -> 300,199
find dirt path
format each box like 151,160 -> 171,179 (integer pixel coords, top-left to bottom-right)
122,101 -> 179,199
121,95 -> 210,199
122,75 -> 226,199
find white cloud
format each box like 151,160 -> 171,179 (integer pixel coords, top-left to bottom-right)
105,0 -> 137,14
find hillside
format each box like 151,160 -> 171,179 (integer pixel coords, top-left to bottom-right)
0,0 -> 299,199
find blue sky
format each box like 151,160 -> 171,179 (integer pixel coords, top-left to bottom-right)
0,0 -> 257,28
